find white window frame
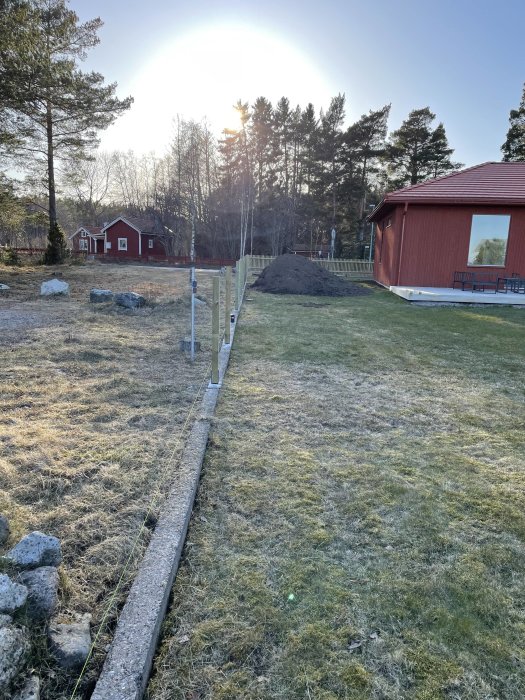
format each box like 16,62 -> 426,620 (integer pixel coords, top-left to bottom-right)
467,214 -> 510,267
79,239 -> 88,250
148,238 -> 154,249
118,237 -> 128,251
80,230 -> 87,238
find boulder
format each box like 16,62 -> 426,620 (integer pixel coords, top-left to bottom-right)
18,567 -> 59,621
48,614 -> 91,670
6,532 -> 62,570
90,288 -> 113,303
40,279 -> 69,296
0,514 -> 10,545
114,292 -> 146,309
0,284 -> 10,294
0,624 -> 29,694
0,614 -> 12,628
0,575 -> 28,614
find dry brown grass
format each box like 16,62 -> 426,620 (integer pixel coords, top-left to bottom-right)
0,261 -> 217,699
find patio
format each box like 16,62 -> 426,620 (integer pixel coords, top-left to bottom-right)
390,285 -> 525,305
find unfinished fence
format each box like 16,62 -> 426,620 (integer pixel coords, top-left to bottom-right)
248,255 -> 374,280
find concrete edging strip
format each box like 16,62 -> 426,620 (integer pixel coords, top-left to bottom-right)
91,318 -> 239,700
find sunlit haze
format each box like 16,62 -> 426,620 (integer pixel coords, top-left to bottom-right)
100,25 -> 335,154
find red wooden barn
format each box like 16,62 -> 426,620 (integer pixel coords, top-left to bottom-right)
369,162 -> 525,288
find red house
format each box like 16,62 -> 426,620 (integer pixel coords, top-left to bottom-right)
102,216 -> 166,259
70,216 -> 167,259
69,226 -> 104,254
369,162 -> 525,289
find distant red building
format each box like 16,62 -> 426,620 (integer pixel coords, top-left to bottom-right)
368,162 -> 525,288
103,216 -> 166,259
69,216 -> 166,259
69,225 -> 104,254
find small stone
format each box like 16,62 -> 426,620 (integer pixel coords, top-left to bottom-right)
48,614 -> 91,670
13,675 -> 40,700
0,624 -> 29,694
0,574 -> 28,614
0,284 -> 9,293
89,288 -> 113,303
40,279 -> 69,296
6,532 -> 62,570
18,567 -> 59,621
114,292 -> 145,308
0,515 -> 10,545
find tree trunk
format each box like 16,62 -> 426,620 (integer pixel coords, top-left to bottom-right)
46,100 -> 56,226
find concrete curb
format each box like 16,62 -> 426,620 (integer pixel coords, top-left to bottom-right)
91,317 -> 239,700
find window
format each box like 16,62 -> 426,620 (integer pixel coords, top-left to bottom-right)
468,214 -> 510,266
118,238 -> 128,251
79,239 -> 88,250
148,239 -> 153,249
80,230 -> 87,238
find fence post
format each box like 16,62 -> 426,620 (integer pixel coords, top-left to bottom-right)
235,259 -> 240,311
211,276 -> 220,385
225,266 -> 232,345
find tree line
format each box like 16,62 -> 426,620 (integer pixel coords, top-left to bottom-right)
1,1 -> 525,262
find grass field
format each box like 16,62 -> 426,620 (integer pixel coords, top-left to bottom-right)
148,286 -> 525,700
0,261 -> 216,699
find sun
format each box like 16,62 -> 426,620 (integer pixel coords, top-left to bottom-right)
100,24 -> 335,153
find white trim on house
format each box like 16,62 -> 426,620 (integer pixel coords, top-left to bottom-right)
102,216 -> 143,236
118,237 -> 128,251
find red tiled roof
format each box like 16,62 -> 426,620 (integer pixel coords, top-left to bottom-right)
369,162 -> 525,221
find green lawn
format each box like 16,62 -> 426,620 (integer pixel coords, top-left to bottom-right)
148,286 -> 525,700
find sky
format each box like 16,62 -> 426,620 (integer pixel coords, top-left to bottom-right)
73,0 -> 525,168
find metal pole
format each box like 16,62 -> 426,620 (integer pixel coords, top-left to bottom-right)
225,266 -> 232,345
190,205 -> 196,362
369,222 -> 375,263
211,276 -> 220,385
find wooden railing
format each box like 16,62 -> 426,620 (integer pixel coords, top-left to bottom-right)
249,255 -> 374,280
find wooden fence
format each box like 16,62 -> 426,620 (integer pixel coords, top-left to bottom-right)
248,255 -> 374,281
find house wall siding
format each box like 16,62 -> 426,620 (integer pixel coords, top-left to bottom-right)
373,209 -> 398,286
375,204 -> 525,287
105,221 -> 140,257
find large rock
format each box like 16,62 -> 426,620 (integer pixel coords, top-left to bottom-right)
114,291 -> 146,309
0,283 -> 10,294
0,624 -> 29,694
0,514 -> 10,545
6,532 -> 62,570
48,614 -> 91,670
18,568 -> 59,621
90,288 -> 113,303
13,675 -> 40,700
0,575 -> 28,614
40,279 -> 69,296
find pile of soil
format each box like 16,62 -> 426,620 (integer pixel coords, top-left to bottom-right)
251,254 -> 371,297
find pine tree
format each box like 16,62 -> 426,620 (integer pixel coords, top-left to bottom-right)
0,0 -> 132,262
43,220 -> 67,264
501,83 -> 525,161
384,107 -> 460,189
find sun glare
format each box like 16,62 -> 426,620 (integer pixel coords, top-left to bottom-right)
101,24 -> 334,153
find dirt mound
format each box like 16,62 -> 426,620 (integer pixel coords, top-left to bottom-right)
251,254 -> 371,297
